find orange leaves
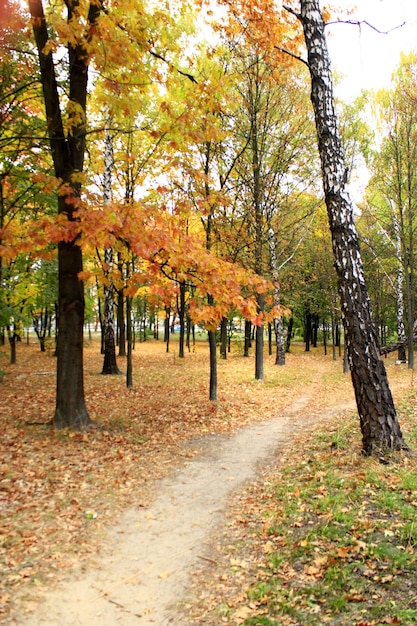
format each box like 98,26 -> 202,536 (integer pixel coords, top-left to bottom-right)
32,172 -> 61,194
218,0 -> 304,66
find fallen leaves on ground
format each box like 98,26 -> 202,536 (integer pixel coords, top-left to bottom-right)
0,337 -> 414,624
0,336 -> 348,620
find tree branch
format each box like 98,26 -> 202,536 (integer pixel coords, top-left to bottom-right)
325,19 -> 407,35
148,49 -> 198,84
274,45 -> 308,67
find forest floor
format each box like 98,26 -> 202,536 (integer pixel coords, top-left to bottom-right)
1,335 -> 416,625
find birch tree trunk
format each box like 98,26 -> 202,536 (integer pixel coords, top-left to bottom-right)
299,0 -> 406,455
251,74 -> 264,381
268,226 -> 285,365
393,216 -> 407,363
101,119 -> 121,375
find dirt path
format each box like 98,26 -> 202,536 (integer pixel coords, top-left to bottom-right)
11,389 -> 355,626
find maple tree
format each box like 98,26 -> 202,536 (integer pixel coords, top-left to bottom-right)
27,0 -> 102,429
23,0 -> 213,419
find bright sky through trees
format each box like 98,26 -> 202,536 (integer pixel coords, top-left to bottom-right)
326,0 -> 417,100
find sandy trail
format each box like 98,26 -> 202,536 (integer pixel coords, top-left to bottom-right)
12,390 -> 355,626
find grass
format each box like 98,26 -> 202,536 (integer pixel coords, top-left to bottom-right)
192,404 -> 417,626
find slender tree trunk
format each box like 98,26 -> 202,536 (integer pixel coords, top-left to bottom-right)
178,283 -> 186,358
220,317 -> 227,359
255,296 -> 264,380
268,225 -> 285,365
244,320 -> 251,357
164,307 -> 170,352
395,227 -> 406,361
126,294 -> 133,388
208,297 -> 217,401
331,307 -> 337,361
312,314 -> 318,347
101,119 -> 120,375
208,329 -> 217,401
268,322 -> 272,356
7,327 -> 17,364
202,142 -> 219,400
102,252 -> 121,374
117,257 -> 126,357
406,208 -> 415,370
300,0 -> 406,455
285,317 -> 293,353
304,305 -> 311,352
253,146 -> 264,378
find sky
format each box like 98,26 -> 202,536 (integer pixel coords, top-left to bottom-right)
325,0 -> 417,100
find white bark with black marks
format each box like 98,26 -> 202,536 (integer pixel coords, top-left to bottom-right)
101,118 -> 121,375
298,0 -> 406,455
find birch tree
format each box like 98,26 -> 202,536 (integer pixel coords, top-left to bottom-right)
101,118 -> 121,375
294,0 -> 406,455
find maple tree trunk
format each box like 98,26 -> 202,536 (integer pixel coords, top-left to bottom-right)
304,306 -> 311,352
255,314 -> 264,380
7,328 -> 17,364
29,0 -> 100,429
285,317 -> 293,353
244,320 -> 251,357
178,282 -> 186,358
126,294 -> 133,388
220,317 -> 227,360
208,329 -> 217,401
300,0 -> 406,455
207,294 -> 217,401
164,307 -> 170,352
117,286 -> 126,357
53,237 -> 89,429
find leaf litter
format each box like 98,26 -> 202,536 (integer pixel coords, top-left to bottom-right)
0,338 -> 414,624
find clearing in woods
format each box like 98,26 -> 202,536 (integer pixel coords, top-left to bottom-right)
0,337 -> 411,624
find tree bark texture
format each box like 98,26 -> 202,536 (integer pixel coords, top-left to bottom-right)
268,226 -> 286,365
102,246 -> 121,375
244,320 -> 251,357
300,0 -> 406,455
126,294 -> 133,388
101,122 -> 120,375
255,295 -> 264,380
178,282 -> 186,358
394,217 -> 407,362
208,329 -> 218,401
220,317 -> 227,359
29,0 -> 99,429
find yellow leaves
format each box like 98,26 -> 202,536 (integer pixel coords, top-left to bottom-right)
65,100 -> 86,135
